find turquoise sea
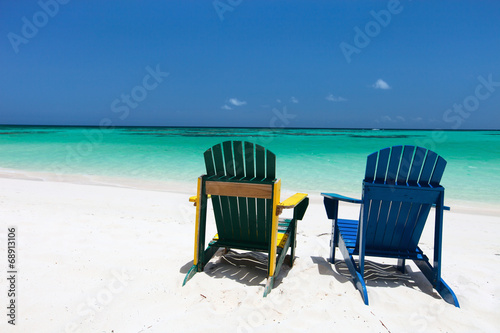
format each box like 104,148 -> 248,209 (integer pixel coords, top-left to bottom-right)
0,126 -> 499,208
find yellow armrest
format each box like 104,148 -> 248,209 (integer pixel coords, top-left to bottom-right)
278,193 -> 308,209
276,193 -> 308,215
189,194 -> 211,205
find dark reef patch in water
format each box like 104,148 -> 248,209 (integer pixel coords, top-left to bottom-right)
348,135 -> 421,139
0,131 -> 60,135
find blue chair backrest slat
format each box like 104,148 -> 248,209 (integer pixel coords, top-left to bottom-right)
406,204 -> 432,250
363,199 -> 382,248
430,156 -> 447,186
381,201 -> 403,247
372,200 -> 393,247
386,146 -> 403,185
397,202 -> 424,249
388,201 -> 413,249
408,147 -> 427,185
397,145 -> 415,184
365,152 -> 378,182
419,151 -> 438,186
375,148 -> 391,183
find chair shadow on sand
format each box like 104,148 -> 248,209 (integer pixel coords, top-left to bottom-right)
181,249 -> 291,290
311,256 -> 442,300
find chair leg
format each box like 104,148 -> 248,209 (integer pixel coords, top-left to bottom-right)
354,270 -> 369,305
436,278 -> 460,307
324,198 -> 339,264
330,220 -> 339,264
414,259 -> 460,307
290,220 -> 297,267
397,258 -> 406,273
182,264 -> 198,286
337,235 -> 369,305
263,276 -> 275,297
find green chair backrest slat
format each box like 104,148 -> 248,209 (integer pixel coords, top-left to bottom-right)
266,150 -> 276,180
233,141 -> 245,178
255,144 -> 266,180
223,141 -> 235,177
204,148 -> 216,176
244,141 -> 255,179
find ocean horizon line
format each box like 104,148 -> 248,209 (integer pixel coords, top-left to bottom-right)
1,124 -> 499,131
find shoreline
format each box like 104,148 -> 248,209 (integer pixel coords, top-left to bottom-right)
1,166 -> 498,217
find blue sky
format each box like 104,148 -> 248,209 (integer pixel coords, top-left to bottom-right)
1,0 -> 499,129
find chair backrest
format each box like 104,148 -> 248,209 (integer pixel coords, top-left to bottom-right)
364,145 -> 446,187
202,141 -> 278,250
359,146 -> 447,254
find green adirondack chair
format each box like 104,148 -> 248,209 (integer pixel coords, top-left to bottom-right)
183,141 -> 309,296
322,145 -> 459,307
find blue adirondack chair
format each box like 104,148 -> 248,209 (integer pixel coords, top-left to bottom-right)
322,145 -> 459,307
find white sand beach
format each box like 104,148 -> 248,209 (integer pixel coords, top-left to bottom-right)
0,176 -> 499,332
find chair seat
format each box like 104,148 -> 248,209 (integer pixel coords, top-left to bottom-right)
337,219 -> 426,260
210,218 -> 293,252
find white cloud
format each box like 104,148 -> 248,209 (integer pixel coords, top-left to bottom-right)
326,94 -> 347,102
229,98 -> 247,106
276,99 -> 282,103
291,96 -> 299,104
378,115 -> 406,123
221,105 -> 232,110
372,79 -> 391,90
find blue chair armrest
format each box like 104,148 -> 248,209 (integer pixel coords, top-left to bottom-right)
431,203 -> 450,211
321,192 -> 362,204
